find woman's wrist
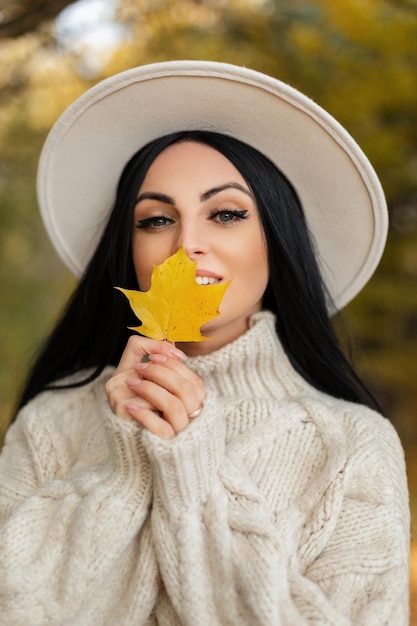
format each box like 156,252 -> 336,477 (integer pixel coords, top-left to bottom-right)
141,397 -> 225,515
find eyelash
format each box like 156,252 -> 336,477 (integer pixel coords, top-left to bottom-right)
135,215 -> 173,231
135,209 -> 249,231
209,208 -> 249,224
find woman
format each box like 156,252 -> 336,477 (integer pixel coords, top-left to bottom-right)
0,61 -> 409,625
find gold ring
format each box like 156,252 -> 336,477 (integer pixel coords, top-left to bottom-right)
188,406 -> 203,419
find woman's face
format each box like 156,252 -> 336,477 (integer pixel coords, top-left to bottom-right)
132,140 -> 269,355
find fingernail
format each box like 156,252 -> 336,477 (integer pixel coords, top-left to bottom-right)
126,377 -> 141,387
125,402 -> 139,414
134,362 -> 149,371
149,354 -> 167,363
170,347 -> 187,360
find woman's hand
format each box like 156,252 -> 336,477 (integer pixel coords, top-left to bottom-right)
105,335 -> 206,440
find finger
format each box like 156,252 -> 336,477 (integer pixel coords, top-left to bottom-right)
107,386 -> 154,419
125,404 -> 176,440
115,335 -> 187,374
132,359 -> 206,417
141,354 -> 205,396
106,367 -> 154,418
106,337 -> 187,419
129,379 -> 189,434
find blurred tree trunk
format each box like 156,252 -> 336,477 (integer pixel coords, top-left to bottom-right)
0,0 -> 75,38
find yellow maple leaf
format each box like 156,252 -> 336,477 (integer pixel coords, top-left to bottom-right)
116,247 -> 230,342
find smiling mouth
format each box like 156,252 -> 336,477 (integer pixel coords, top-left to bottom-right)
195,276 -> 222,286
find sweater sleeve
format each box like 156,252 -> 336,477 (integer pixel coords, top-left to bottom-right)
0,383 -> 159,626
142,397 -> 410,626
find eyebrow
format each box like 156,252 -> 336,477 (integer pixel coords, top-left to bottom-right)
135,182 -> 253,206
200,183 -> 253,202
135,191 -> 175,205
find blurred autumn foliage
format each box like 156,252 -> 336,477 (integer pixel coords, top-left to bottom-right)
1,0 -> 417,614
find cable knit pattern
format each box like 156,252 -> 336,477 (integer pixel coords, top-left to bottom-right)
0,311 -> 409,625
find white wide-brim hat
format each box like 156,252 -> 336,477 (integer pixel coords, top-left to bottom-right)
37,60 -> 388,311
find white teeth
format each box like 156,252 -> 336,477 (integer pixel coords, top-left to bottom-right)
195,276 -> 219,285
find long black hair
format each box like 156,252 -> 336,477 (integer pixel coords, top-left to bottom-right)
15,130 -> 381,415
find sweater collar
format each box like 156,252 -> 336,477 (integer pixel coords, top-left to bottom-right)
186,310 -> 310,401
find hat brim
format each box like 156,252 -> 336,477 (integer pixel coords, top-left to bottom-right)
37,60 -> 388,312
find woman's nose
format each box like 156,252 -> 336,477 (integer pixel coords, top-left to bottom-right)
183,245 -> 205,259
177,223 -> 208,259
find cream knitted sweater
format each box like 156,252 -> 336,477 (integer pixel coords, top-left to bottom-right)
0,312 -> 409,625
